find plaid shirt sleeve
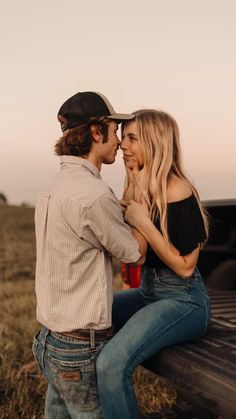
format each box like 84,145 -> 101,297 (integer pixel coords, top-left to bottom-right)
84,192 -> 141,263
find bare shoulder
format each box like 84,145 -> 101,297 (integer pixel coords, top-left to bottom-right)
167,177 -> 192,203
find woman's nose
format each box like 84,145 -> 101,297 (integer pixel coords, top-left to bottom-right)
120,137 -> 127,150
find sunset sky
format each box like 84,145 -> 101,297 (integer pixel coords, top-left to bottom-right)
1,0 -> 235,205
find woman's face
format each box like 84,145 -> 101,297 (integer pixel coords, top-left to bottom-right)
121,120 -> 144,169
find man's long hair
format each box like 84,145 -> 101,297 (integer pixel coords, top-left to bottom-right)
55,116 -> 110,157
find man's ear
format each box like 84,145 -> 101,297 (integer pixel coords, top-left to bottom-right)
90,125 -> 103,143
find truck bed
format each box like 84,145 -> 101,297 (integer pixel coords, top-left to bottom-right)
143,289 -> 236,416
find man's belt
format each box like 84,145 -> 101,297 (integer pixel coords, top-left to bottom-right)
55,325 -> 114,341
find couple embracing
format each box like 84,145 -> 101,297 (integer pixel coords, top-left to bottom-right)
33,91 -> 211,419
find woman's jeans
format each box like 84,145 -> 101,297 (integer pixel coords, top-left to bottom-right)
96,266 -> 211,419
32,327 -> 109,419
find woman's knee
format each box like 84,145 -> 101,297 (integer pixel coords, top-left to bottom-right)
96,345 -> 126,380
96,350 -> 109,377
97,347 -> 116,375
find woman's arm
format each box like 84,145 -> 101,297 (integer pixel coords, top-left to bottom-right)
124,198 -> 199,279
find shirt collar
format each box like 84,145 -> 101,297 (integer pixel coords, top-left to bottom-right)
60,156 -> 101,178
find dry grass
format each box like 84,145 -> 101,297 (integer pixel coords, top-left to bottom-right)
0,205 -> 176,418
0,205 -> 46,418
134,368 -> 177,415
0,205 -> 36,282
0,278 -> 46,418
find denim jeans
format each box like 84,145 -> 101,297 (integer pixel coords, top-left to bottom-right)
96,266 -> 211,419
32,327 -> 109,419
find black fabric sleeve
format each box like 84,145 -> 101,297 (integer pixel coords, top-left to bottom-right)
167,195 -> 206,256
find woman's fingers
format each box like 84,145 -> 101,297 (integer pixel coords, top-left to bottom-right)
119,199 -> 128,216
132,161 -> 143,204
134,185 -> 142,203
123,158 -> 142,204
132,158 -> 139,175
126,167 -> 134,184
119,199 -> 128,208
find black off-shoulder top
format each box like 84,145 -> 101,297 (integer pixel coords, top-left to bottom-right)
145,194 -> 207,269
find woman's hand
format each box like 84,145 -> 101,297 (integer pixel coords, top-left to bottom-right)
124,197 -> 150,230
123,159 -> 142,204
119,199 -> 128,216
122,168 -> 135,204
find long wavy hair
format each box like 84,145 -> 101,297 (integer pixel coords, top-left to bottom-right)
126,109 -> 209,245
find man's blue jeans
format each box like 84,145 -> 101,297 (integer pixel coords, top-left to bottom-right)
96,266 -> 211,419
32,327 -> 108,418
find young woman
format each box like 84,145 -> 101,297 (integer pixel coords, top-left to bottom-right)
96,109 -> 211,419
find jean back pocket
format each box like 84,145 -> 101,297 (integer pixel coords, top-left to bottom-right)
47,353 -> 98,411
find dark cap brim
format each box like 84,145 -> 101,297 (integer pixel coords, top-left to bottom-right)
107,113 -> 135,122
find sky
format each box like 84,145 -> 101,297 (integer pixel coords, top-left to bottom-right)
1,0 -> 235,205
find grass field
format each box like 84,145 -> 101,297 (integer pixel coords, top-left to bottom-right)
0,205 -> 45,418
0,205 -> 176,419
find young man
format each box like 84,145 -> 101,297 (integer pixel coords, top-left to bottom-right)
32,91 -> 145,418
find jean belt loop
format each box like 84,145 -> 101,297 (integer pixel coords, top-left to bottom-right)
41,326 -> 50,345
90,329 -> 95,349
40,326 -> 50,370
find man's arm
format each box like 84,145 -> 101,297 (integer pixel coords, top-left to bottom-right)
130,227 -> 147,265
84,192 -> 145,264
118,199 -> 147,265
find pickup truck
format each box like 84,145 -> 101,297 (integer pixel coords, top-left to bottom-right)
123,199 -> 236,418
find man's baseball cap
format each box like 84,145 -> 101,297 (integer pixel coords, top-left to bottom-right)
58,91 -> 134,132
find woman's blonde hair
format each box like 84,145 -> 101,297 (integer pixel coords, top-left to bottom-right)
129,109 -> 209,245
